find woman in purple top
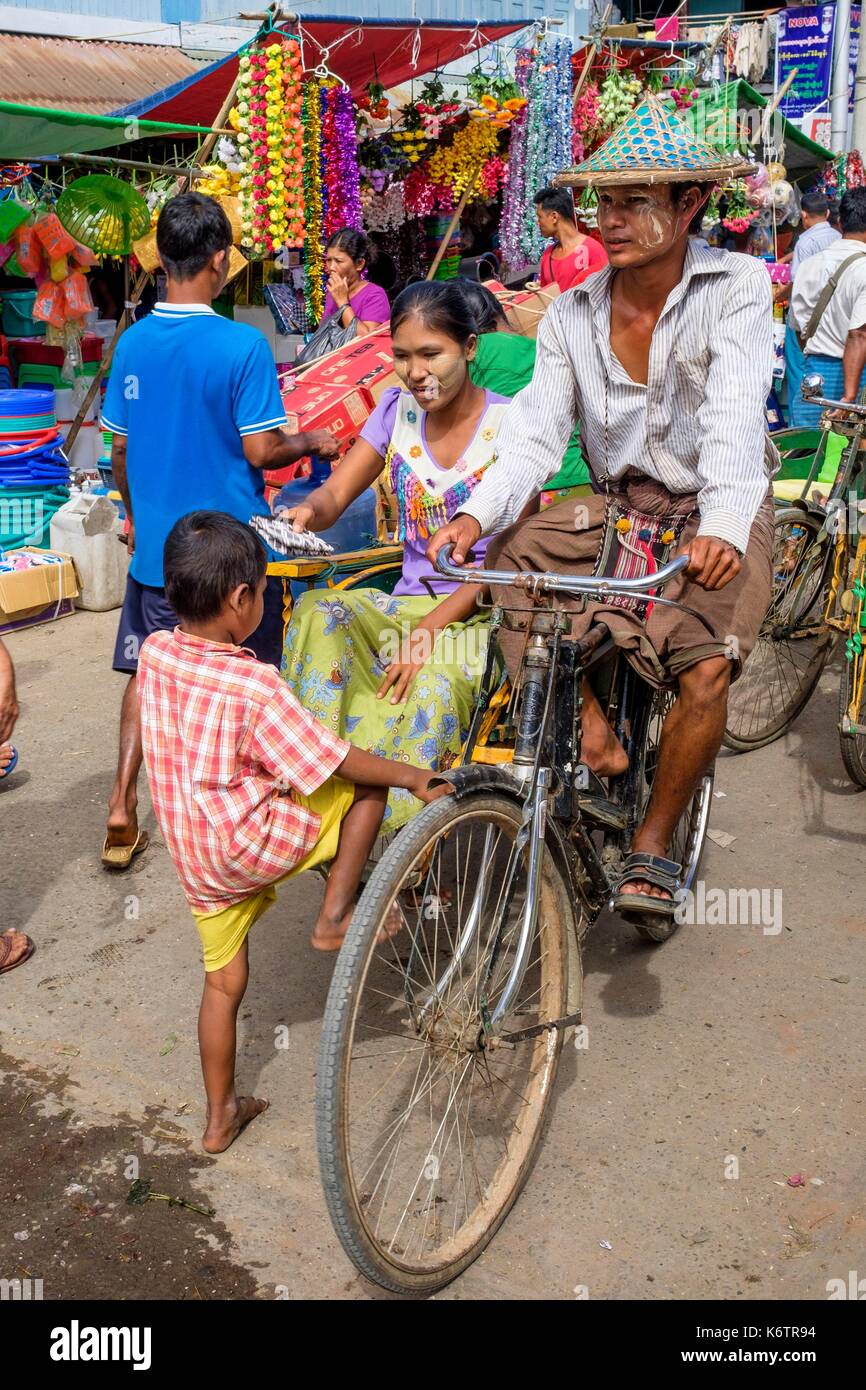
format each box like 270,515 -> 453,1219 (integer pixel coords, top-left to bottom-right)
279,280 -> 512,831
322,228 -> 391,337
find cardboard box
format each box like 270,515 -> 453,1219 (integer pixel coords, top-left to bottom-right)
502,282 -> 561,339
265,380 -> 374,487
299,332 -> 395,394
0,548 -> 79,636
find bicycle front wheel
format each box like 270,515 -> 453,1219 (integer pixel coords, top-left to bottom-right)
724,507 -> 835,751
316,791 -> 575,1295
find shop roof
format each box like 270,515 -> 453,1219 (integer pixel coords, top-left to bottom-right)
0,33 -> 203,115
678,80 -> 834,173
115,16 -> 530,124
0,101 -> 214,161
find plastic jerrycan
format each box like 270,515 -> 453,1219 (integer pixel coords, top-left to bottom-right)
49,492 -> 129,611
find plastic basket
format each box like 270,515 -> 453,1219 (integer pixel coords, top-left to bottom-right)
17,363 -> 63,390
0,199 -> 30,242
1,290 -> 45,338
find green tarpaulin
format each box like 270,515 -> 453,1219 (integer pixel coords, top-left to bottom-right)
0,100 -> 213,160
676,81 -> 834,175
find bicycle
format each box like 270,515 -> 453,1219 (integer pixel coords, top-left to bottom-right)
316,547 -> 715,1294
724,376 -> 866,785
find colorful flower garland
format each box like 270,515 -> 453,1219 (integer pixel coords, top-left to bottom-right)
501,38 -> 573,269
425,121 -> 501,199
321,83 -> 362,235
302,79 -> 325,324
499,47 -> 533,271
236,37 -> 304,256
403,166 -> 455,218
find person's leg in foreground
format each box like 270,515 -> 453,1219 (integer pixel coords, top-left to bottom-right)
199,939 -> 266,1153
105,674 -> 144,854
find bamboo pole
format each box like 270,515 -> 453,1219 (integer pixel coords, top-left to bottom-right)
573,4 -> 613,108
761,66 -> 798,144
425,164 -> 482,282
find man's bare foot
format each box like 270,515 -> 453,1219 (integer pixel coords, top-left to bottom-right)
105,795 -> 139,850
0,929 -> 34,974
581,722 -> 629,778
0,743 -> 15,776
202,1096 -> 268,1154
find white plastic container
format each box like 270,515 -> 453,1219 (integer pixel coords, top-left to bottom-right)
49,493 -> 128,611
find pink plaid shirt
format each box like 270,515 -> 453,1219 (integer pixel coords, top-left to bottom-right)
138,628 -> 351,912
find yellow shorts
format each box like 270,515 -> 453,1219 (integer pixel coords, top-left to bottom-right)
191,776 -> 356,973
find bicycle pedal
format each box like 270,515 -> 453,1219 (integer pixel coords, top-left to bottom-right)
575,792 -> 628,831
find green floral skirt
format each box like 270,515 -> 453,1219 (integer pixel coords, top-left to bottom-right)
282,588 -> 491,831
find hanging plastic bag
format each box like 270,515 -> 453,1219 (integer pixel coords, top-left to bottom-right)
70,238 -> 98,269
63,270 -> 94,319
49,255 -> 69,283
32,279 -> 68,328
35,212 -> 76,260
14,223 -> 43,275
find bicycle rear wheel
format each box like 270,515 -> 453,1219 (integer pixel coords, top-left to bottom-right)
629,687 -> 714,944
724,508 -> 835,751
838,654 -> 866,787
316,791 -> 575,1295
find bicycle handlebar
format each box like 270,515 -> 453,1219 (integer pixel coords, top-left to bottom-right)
801,373 -> 866,419
434,544 -> 689,598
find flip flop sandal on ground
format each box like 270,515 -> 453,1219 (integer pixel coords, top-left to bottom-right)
0,746 -> 18,780
0,929 -> 35,975
100,829 -> 149,870
613,852 -> 682,920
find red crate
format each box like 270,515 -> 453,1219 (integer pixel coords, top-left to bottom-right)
264,380 -> 374,487
298,332 -> 394,393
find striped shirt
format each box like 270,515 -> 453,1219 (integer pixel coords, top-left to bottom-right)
790,219 -> 840,277
138,627 -> 350,913
461,239 -> 777,556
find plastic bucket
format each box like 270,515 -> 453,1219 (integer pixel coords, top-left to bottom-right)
1,290 -> 45,338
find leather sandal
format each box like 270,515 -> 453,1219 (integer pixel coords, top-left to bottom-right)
100,829 -> 149,871
612,852 -> 682,919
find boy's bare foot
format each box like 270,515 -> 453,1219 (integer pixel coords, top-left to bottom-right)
310,901 -> 405,952
201,1095 -> 269,1154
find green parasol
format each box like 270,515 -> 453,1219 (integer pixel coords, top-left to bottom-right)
56,174 -> 150,255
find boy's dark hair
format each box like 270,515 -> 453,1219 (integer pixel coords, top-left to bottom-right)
164,511 -> 267,621
533,185 -> 576,223
671,181 -> 714,235
840,187 -> 866,235
801,192 -> 830,218
156,192 -> 232,281
455,277 -> 508,335
390,279 -> 478,347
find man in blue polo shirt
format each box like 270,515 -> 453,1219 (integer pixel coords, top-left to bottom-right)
100,191 -> 338,868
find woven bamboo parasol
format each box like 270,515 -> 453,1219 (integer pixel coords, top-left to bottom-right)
556,93 -> 756,188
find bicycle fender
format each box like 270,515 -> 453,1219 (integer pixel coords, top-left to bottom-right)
428,765 -> 526,801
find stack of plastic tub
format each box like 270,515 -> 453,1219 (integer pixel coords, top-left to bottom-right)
0,388 -> 70,549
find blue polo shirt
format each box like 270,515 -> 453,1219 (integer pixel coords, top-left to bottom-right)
101,303 -> 286,588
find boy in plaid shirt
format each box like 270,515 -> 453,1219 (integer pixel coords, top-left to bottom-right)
138,511 -> 447,1153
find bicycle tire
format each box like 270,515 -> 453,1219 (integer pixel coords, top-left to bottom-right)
628,687 -> 714,945
838,655 -> 866,788
316,790 -> 574,1296
724,507 -> 836,752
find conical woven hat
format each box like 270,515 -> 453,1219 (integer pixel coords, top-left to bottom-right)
557,93 -> 755,188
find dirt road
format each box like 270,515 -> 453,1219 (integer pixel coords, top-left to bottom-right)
1,609 -> 864,1301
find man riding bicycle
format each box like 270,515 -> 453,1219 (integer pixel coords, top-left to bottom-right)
428,96 -> 778,923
